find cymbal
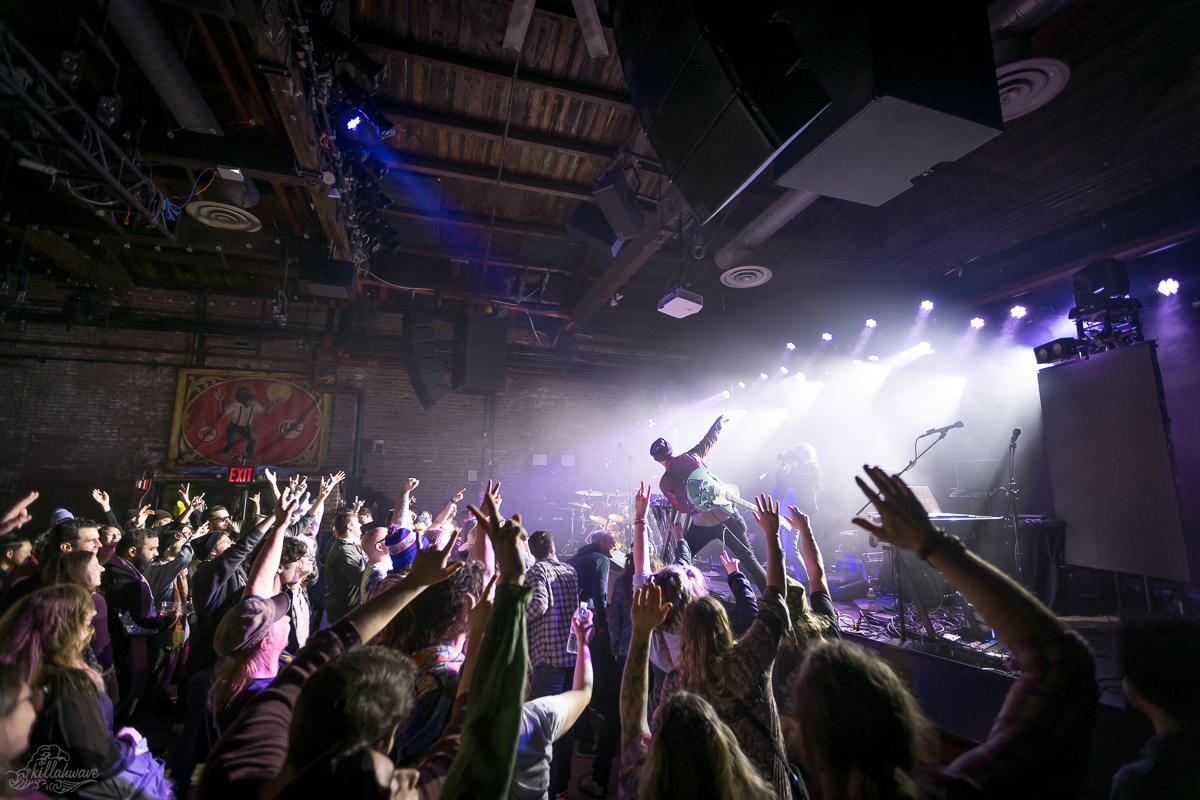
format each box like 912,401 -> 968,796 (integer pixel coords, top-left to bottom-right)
567,502 -> 591,509
589,515 -> 609,525
608,513 -> 625,523
607,491 -> 630,498
575,489 -> 604,497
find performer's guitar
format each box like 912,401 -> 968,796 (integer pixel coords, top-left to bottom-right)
684,466 -> 794,531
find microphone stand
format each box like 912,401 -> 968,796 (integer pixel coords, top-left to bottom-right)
855,429 -> 952,517
1006,436 -> 1023,586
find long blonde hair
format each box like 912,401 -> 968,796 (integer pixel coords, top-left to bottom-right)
678,596 -> 736,695
638,690 -> 775,800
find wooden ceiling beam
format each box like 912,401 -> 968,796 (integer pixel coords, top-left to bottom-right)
383,207 -> 574,240
374,99 -> 617,161
566,186 -> 688,331
378,151 -> 594,202
356,36 -> 634,114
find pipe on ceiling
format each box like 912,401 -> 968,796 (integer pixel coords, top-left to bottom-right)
713,190 -> 819,269
98,0 -> 223,135
712,0 -> 1077,271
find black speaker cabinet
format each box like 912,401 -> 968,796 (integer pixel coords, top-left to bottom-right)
612,0 -> 831,221
402,312 -> 451,410
566,201 -> 619,253
452,314 -> 507,394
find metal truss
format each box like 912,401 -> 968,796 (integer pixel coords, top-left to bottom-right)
0,20 -> 175,240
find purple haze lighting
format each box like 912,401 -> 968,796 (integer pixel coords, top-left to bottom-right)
1010,305 -> 1028,319
821,332 -> 833,341
346,115 -> 362,131
970,317 -> 986,329
1157,278 -> 1179,296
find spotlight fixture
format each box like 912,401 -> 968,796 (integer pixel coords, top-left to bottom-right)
865,319 -> 877,328
920,300 -> 935,311
1157,278 -> 1179,296
970,317 -> 986,329
821,332 -> 833,341
1033,337 -> 1081,365
868,355 -> 879,361
786,342 -> 796,350
346,115 -> 362,131
917,341 -> 932,354
738,381 -> 746,389
1010,305 -> 1027,319
722,390 -> 730,398
780,367 -> 789,375
852,359 -> 862,365
796,373 -> 805,381
759,372 -> 769,380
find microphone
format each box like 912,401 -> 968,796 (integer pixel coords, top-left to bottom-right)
924,421 -> 964,436
1010,427 -> 1022,445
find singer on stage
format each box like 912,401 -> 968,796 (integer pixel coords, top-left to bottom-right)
651,415 -> 768,591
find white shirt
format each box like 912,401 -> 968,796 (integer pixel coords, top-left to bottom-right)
511,696 -> 569,800
633,571 -> 682,674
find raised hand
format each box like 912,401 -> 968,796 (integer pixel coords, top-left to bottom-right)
720,550 -> 741,575
718,414 -> 729,425
634,480 -> 652,520
135,504 -> 152,525
572,606 -> 595,644
191,521 -> 210,539
407,537 -> 464,587
630,584 -> 673,634
787,505 -> 813,537
0,491 -> 38,536
402,477 -> 419,493
92,489 -> 111,512
189,492 -> 206,511
352,496 -> 364,513
468,481 -> 524,583
178,483 -> 191,506
466,574 -> 498,634
851,466 -> 939,554
263,468 -> 278,486
210,389 -> 223,403
452,488 -> 466,504
752,493 -> 781,539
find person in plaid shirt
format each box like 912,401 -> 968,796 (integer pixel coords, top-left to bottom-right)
525,529 -> 580,799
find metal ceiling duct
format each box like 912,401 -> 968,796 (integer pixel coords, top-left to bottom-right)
98,0 -> 223,135
713,0 -> 1078,275
714,190 -> 819,271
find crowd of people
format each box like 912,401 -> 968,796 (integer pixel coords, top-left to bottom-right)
0,460 -> 1196,800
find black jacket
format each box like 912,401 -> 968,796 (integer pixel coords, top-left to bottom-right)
188,520 -> 270,673
568,543 -> 611,628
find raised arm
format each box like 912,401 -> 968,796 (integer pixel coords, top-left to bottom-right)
343,536 -> 462,644
852,467 -> 1060,642
688,414 -> 728,459
621,584 -> 673,748
434,488 -> 466,528
397,477 -> 418,530
632,480 -> 651,576
243,489 -> 300,599
1,491 -> 38,536
789,505 -> 829,598
556,608 -> 595,730
752,493 -> 787,597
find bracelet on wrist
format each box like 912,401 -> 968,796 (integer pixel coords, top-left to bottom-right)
917,529 -> 963,561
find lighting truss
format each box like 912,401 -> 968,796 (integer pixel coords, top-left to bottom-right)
1070,297 -> 1144,356
0,21 -> 174,240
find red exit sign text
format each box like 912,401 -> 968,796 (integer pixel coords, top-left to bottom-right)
228,467 -> 255,483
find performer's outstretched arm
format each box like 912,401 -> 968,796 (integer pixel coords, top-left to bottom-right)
688,414 -> 727,458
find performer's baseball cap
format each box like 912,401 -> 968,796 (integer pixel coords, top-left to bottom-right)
650,438 -> 673,461
214,594 -> 291,656
384,525 -> 421,571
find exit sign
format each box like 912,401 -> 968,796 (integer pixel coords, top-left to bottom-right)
227,467 -> 255,484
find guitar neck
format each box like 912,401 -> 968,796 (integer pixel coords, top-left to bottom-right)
721,493 -> 792,530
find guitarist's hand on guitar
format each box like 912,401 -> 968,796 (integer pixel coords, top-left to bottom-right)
719,550 -> 741,575
751,493 -> 781,540
851,466 -> 940,553
634,480 -> 652,520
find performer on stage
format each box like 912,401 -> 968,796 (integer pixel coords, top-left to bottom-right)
651,415 -> 768,591
771,443 -> 823,582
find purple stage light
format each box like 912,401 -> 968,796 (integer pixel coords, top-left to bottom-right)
786,342 -> 796,350
920,300 -> 935,311
346,115 -> 362,131
970,317 -> 986,329
1157,278 -> 1179,296
821,332 -> 833,341
1010,305 -> 1027,319
759,372 -> 769,380
780,366 -> 789,375
865,318 -> 877,328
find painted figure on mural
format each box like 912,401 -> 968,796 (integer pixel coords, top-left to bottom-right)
211,385 -> 284,462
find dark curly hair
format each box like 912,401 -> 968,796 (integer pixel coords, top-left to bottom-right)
380,561 -> 484,655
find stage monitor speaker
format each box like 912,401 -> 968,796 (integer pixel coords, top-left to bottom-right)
453,314 -> 507,394
402,312 -> 451,410
297,258 -> 356,299
771,1 -> 1004,206
566,201 -> 619,253
1038,342 -> 1193,582
612,0 -> 831,222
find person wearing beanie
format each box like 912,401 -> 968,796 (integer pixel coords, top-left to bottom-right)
49,507 -> 74,527
209,491 -> 302,735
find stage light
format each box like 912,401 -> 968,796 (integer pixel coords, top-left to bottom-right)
1033,337 -> 1080,365
852,359 -> 862,365
780,367 -> 789,375
970,317 -> 986,329
868,355 -> 879,361
865,319 -> 877,328
917,341 -> 932,354
1010,305 -> 1027,319
786,342 -> 796,350
759,372 -> 769,380
738,381 -> 746,389
346,115 -> 362,131
1157,278 -> 1179,296
796,372 -> 805,381
920,300 -> 935,311
722,390 -> 730,399
821,332 -> 832,341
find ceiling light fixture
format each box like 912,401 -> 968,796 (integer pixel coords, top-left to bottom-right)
1010,305 -> 1027,319
1157,278 -> 1179,296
